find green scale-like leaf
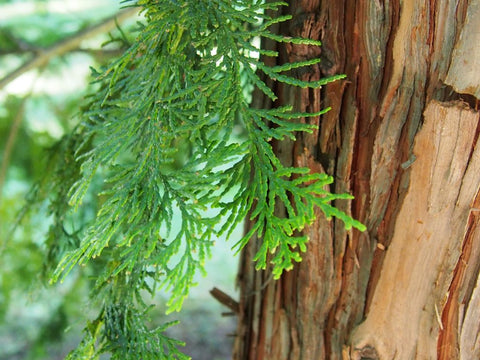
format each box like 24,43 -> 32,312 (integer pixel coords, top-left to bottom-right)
33,0 -> 366,358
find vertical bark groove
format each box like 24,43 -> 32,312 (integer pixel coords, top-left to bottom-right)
234,0 -> 480,358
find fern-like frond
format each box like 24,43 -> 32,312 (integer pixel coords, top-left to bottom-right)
30,0 -> 366,358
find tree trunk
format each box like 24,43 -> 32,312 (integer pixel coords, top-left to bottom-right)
233,0 -> 480,359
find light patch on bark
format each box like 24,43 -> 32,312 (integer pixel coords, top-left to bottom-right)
445,1 -> 480,98
350,100 -> 480,359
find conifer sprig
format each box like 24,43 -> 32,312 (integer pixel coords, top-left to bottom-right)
35,0 -> 365,357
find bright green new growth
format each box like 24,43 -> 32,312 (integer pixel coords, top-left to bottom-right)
37,0 -> 365,358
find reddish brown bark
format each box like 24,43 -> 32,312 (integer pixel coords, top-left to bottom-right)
233,0 -> 480,359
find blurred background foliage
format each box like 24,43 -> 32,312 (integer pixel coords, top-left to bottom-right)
0,1 -> 238,359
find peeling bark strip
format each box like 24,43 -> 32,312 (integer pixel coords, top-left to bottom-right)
445,1 -> 480,98
234,0 -> 480,359
350,101 -> 480,359
440,189 -> 480,359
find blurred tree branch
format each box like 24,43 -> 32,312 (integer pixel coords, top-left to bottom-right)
0,47 -> 127,58
0,93 -> 29,208
0,6 -> 139,91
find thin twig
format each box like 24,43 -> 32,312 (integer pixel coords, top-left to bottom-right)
0,7 -> 139,91
210,287 -> 240,313
0,86 -> 34,257
0,47 -> 127,58
0,94 -> 29,207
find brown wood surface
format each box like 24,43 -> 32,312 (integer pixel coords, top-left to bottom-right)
233,0 -> 480,359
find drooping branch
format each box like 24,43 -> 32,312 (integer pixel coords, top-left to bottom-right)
0,7 -> 139,91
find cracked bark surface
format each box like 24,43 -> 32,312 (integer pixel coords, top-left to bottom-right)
233,0 -> 480,359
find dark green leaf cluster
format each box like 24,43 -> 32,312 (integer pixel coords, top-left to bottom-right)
36,0 -> 365,358
65,304 -> 188,359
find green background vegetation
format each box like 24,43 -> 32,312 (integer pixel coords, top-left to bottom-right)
1,1 -> 363,358
0,1 -> 238,358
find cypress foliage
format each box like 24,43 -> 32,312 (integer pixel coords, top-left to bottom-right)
30,0 -> 365,358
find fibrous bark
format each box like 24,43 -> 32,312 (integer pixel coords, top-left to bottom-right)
234,0 -> 480,359
351,100 -> 480,359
